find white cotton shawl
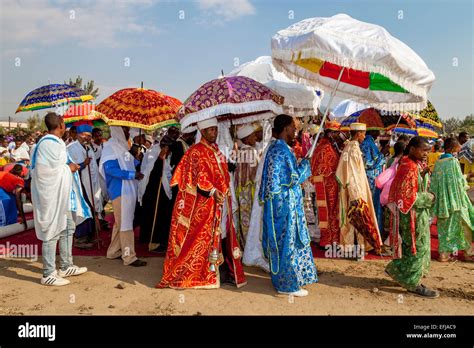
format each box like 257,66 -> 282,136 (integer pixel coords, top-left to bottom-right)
31,135 -> 72,241
99,126 -> 137,231
242,138 -> 274,269
67,141 -> 103,213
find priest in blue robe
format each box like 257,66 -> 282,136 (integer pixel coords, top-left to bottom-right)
360,130 -> 386,234
259,114 -> 318,297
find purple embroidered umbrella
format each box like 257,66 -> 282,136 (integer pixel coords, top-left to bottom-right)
178,76 -> 284,129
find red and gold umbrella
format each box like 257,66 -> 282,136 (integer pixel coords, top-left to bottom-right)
340,108 -> 416,131
96,87 -> 182,131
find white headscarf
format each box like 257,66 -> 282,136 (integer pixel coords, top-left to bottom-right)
109,126 -> 130,152
100,126 -> 135,175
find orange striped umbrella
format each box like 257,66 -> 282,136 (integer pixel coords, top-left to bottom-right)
96,87 -> 182,131
61,102 -> 104,124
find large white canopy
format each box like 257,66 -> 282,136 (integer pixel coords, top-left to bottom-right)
272,14 -> 435,112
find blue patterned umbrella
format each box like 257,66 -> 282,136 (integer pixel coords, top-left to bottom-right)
16,84 -> 93,113
394,119 -> 440,138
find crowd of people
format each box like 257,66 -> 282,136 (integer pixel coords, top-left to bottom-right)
0,112 -> 472,299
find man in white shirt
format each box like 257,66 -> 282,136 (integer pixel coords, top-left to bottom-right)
31,112 -> 90,286
11,136 -> 30,163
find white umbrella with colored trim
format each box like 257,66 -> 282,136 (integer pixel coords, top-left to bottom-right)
271,13 -> 435,156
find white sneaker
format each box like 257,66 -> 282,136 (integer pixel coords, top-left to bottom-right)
58,265 -> 88,278
41,270 -> 70,286
278,289 -> 309,297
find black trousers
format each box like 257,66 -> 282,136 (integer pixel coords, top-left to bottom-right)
219,237 -> 236,283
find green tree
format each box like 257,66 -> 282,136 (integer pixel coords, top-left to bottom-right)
65,75 -> 100,98
26,113 -> 42,131
442,117 -> 462,135
460,114 -> 474,135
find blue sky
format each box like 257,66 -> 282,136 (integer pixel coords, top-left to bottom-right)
1,0 -> 472,122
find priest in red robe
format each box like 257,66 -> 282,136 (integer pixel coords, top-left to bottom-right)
157,118 -> 247,289
311,120 -> 342,248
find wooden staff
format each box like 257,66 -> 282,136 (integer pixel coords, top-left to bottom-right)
149,176 -> 163,251
86,147 -> 103,249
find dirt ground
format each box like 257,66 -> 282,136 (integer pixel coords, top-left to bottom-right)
0,256 -> 473,316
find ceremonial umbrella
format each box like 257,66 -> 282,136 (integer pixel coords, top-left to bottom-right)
178,76 -> 284,130
414,123 -> 440,138
16,84 -> 94,113
272,14 -> 435,111
96,87 -> 182,131
60,101 -> 104,126
271,14 -> 435,155
332,99 -> 369,120
96,86 -> 180,251
393,120 -> 440,138
414,100 -> 442,128
393,101 -> 442,138
227,56 -> 322,117
340,108 -> 416,131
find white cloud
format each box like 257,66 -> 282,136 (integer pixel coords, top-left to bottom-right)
0,0 -> 161,54
196,0 -> 256,22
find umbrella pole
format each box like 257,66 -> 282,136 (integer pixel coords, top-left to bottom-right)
306,67 -> 345,158
393,113 -> 403,130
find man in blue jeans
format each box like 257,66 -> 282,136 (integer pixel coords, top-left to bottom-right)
31,112 -> 90,286
41,212 -> 77,284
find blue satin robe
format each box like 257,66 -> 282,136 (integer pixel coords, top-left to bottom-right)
259,139 -> 318,292
360,135 -> 386,233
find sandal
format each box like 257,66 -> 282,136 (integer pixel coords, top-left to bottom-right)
408,284 -> 440,299
129,259 -> 147,267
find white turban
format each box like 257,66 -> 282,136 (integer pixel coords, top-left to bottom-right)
197,118 -> 218,131
236,124 -> 255,140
